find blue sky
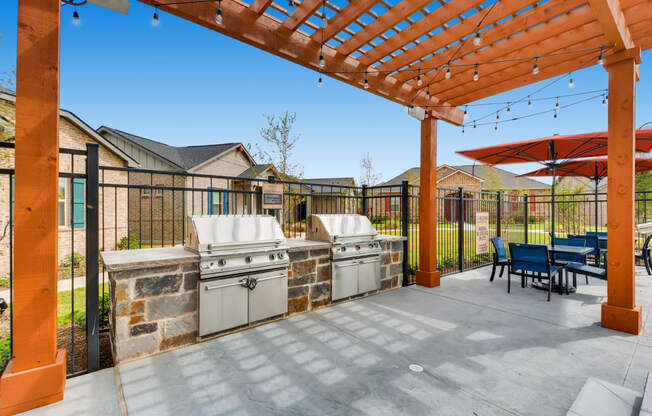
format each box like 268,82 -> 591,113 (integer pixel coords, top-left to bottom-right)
1,1 -> 651,183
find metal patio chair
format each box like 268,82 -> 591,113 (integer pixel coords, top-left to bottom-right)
551,237 -> 589,285
635,234 -> 652,275
508,243 -> 563,301
489,237 -> 510,282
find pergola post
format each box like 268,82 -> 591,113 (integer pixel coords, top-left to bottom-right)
601,47 -> 642,335
416,116 -> 441,287
0,0 -> 66,414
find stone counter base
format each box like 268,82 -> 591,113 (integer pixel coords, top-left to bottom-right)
107,239 -> 405,363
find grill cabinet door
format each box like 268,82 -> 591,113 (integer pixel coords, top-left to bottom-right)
199,277 -> 248,337
358,256 -> 381,294
332,260 -> 359,301
248,271 -> 288,323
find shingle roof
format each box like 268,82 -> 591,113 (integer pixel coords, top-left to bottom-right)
381,165 -> 549,191
303,177 -> 356,193
238,164 -> 276,179
99,127 -> 244,171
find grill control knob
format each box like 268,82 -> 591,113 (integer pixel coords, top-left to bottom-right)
278,252 -> 285,259
218,259 -> 226,267
369,243 -> 374,249
269,254 -> 276,261
341,247 -> 347,252
245,256 -> 253,264
355,245 -> 361,251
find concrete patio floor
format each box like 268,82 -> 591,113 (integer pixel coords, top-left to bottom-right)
21,266 -> 652,415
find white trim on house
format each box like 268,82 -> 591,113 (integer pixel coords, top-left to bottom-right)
437,169 -> 485,184
0,91 -> 140,168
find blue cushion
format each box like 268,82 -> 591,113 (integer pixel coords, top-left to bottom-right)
510,243 -> 550,274
491,237 -> 508,261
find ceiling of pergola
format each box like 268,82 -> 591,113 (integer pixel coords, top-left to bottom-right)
145,0 -> 652,125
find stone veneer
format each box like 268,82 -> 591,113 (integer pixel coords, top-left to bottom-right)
102,237 -> 405,363
286,238 -> 405,315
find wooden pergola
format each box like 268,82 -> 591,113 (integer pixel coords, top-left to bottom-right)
3,0 -> 652,414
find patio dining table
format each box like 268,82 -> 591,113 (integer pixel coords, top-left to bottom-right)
529,244 -> 595,294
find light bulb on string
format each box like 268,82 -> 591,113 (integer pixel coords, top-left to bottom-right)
528,96 -> 532,108
555,97 -> 559,110
464,105 -> 468,116
506,103 -> 511,113
473,64 -> 479,82
553,110 -> 558,120
364,72 -> 369,89
473,32 -> 482,46
598,48 -> 604,65
568,72 -> 574,88
417,69 -> 422,86
496,111 -> 500,121
426,89 -> 430,100
494,123 -> 498,132
602,94 -> 608,106
319,48 -> 325,68
216,0 -> 223,25
73,8 -> 80,26
318,76 -> 322,88
473,121 -> 477,129
445,66 -> 451,79
461,127 -> 465,135
152,8 -> 159,26
532,57 -> 539,75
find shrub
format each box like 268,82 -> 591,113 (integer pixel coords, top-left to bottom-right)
0,336 -> 10,374
60,252 -> 85,269
117,234 -> 139,250
0,276 -> 9,288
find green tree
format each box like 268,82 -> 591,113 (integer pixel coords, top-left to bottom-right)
256,111 -> 302,180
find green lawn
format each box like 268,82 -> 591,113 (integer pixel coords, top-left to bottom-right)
57,286 -> 110,327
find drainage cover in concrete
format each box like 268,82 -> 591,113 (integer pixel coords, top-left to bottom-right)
409,364 -> 424,373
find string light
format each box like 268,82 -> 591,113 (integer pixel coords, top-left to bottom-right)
417,69 -> 422,86
473,64 -> 479,81
555,97 -> 559,110
494,122 -> 498,132
506,103 -> 511,113
598,48 -> 604,65
553,110 -> 557,120
461,127 -> 465,134
532,57 -> 539,75
568,72 -> 574,88
152,8 -> 159,26
364,72 -> 369,89
319,48 -> 325,68
473,121 -> 477,129
496,111 -> 500,121
445,66 -> 451,79
473,32 -> 482,46
426,89 -> 430,100
464,105 -> 468,116
73,8 -> 80,26
321,0 -> 328,28
528,97 -> 532,108
602,94 -> 608,106
318,75 -> 322,88
216,0 -> 223,25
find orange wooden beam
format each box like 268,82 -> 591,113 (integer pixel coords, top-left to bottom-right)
588,0 -> 635,51
416,117 -> 440,288
388,0 -> 587,82
0,0 -> 67,414
358,0 -> 486,67
601,47 -> 642,334
250,0 -> 275,15
282,0 -> 322,31
309,0 -> 376,44
337,0 -> 435,56
139,0 -> 465,125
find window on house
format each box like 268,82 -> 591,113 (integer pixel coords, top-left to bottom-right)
155,184 -> 164,197
58,178 -> 66,226
142,188 -> 151,197
55,178 -> 85,228
208,190 -> 229,215
390,197 -> 400,212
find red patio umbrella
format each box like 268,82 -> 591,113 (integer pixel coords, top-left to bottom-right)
456,129 -> 652,243
518,158 -> 652,256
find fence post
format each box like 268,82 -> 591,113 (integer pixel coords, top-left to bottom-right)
496,191 -> 502,238
458,187 -> 464,272
524,194 -> 529,244
401,180 -> 409,285
362,184 -> 368,218
85,143 -> 100,372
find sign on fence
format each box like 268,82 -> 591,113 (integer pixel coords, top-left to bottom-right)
262,184 -> 283,210
476,212 -> 489,254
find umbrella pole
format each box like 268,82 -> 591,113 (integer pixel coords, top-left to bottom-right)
551,165 -> 556,246
595,175 -> 600,265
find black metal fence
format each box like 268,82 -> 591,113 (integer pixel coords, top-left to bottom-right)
3,152 -> 652,378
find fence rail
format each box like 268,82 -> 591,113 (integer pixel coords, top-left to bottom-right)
3,150 -> 652,378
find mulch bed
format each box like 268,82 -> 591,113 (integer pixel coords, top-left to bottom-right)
57,325 -> 114,374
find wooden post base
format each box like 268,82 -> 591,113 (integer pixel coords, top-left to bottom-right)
0,349 -> 66,416
416,270 -> 441,288
601,303 -> 642,335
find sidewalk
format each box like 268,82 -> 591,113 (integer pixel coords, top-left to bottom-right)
0,274 -> 107,300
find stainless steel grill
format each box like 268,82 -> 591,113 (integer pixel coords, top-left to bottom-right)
307,214 -> 382,301
185,215 -> 289,337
